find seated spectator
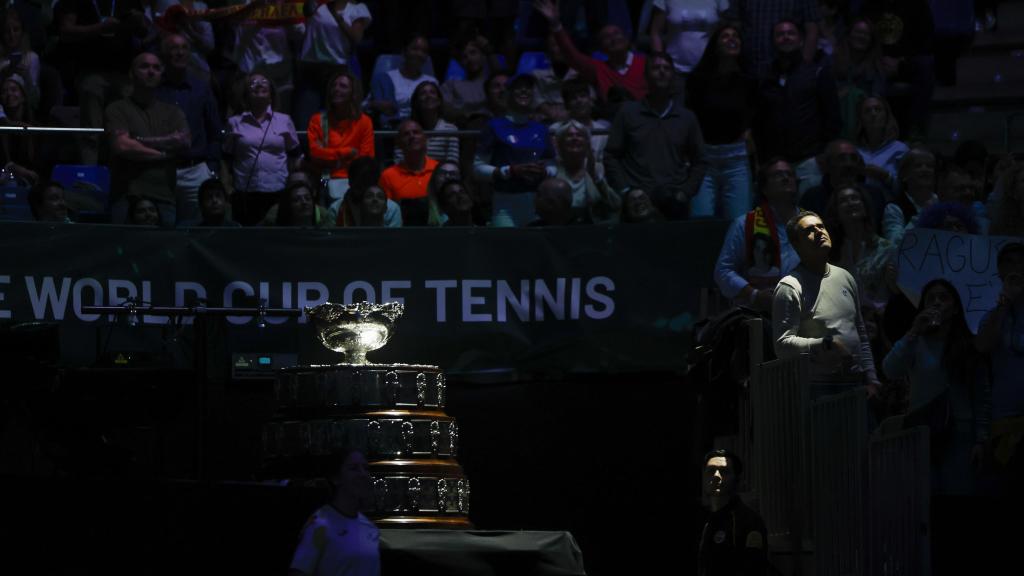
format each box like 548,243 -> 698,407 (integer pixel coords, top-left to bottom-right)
883,278 -> 989,495
533,0 -> 647,102
274,181 -> 331,227
29,181 -> 71,223
107,52 -> 190,227
855,95 -> 907,190
620,188 -> 664,223
223,72 -> 302,225
832,17 -> 887,138
327,156 -> 401,227
551,120 -> 619,224
604,52 -> 705,221
882,147 -> 936,245
825,185 -> 895,312
126,195 -> 162,226
473,73 -> 555,226
177,178 -> 240,227
937,164 -> 988,234
686,24 -> 757,219
773,210 -> 881,398
423,160 -> 463,226
715,158 -> 801,313
338,183 -> 388,227
549,78 -> 609,181
530,177 -> 583,226
801,139 -> 886,231
531,33 -> 577,123
975,242 -> 1024,495
368,34 -> 437,128
307,70 -> 374,204
451,0 -> 517,69
442,35 -> 501,127
990,163 -> 1024,237
380,119 -> 438,225
482,71 -> 509,120
436,179 -> 475,227
753,19 -> 841,187
156,32 -> 222,225
395,81 -> 459,165
294,0 -> 372,130
0,10 -> 39,95
0,74 -> 37,186
915,201 -> 980,235
649,0 -> 725,96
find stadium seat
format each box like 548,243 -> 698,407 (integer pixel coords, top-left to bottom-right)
515,51 -> 552,75
50,164 -> 111,222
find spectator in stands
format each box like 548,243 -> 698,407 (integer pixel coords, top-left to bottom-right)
274,180 -> 330,227
307,70 -> 374,204
397,81 -> 459,165
288,449 -> 379,576
816,0 -> 846,57
648,0 -> 726,97
620,188 -> 664,223
884,278 -> 989,494
697,449 -> 768,576
605,52 -> 705,221
177,178 -> 240,227
482,71 -> 509,120
436,179 -> 475,227
531,33 -> 574,124
975,242 -> 1024,495
474,73 -> 555,227
551,120 -> 619,224
882,147 -> 936,245
0,10 -> 39,94
533,0 -> 648,102
29,181 -> 71,223
230,0 -> 303,114
126,194 -> 161,226
859,0 -> 935,139
295,0 -> 371,130
107,52 -> 190,227
423,160 -> 463,226
338,183 -> 387,227
825,185 -> 895,312
801,139 -> 886,229
915,201 -> 980,236
441,35 -> 501,127
381,119 -> 437,226
753,18 -> 841,189
832,17 -> 887,138
990,163 -> 1024,237
686,24 -> 757,220
0,74 -> 37,186
58,0 -> 148,164
156,33 -> 221,225
328,155 -> 401,227
773,210 -> 882,398
368,34 -> 437,128
549,78 -> 608,181
223,72 -> 302,226
937,164 -> 988,234
530,177 -> 579,226
451,0 -> 517,70
726,0 -> 820,79
855,95 -> 906,190
155,0 -> 216,76
715,158 -> 801,313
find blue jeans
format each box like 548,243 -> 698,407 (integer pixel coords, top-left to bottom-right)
690,141 -> 752,219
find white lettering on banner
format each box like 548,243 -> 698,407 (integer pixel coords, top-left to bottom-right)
259,281 -> 292,326
342,281 -> 376,305
25,276 -> 71,320
297,282 -> 329,323
174,281 -> 208,325
462,280 -> 493,322
584,276 -> 616,320
381,280 -> 411,304
497,280 -> 530,322
72,278 -> 103,322
896,228 -> 1018,333
223,281 -> 255,325
107,279 -> 138,323
535,278 -> 566,320
425,279 -> 458,322
0,275 -> 10,319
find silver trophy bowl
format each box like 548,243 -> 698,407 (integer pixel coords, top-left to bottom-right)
305,301 -> 404,364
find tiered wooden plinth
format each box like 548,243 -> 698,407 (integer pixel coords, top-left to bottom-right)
262,363 -> 471,528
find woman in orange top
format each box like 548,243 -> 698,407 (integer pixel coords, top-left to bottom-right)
307,70 -> 375,204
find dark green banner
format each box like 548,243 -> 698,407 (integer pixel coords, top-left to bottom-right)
0,221 -> 729,373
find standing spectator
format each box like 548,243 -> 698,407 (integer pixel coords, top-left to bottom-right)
649,0 -> 728,96
531,34 -> 577,124
0,10 -> 40,92
882,147 -> 936,245
854,95 -> 906,190
551,120 -> 619,224
990,164 -> 1024,237
307,70 -> 374,204
0,74 -> 37,186
832,17 -> 887,138
604,52 -> 705,221
773,210 -> 882,398
885,278 -> 989,494
57,0 -> 148,164
106,52 -> 190,227
230,0 -> 304,114
29,181 -> 71,223
549,78 -> 609,181
154,0 -> 216,75
396,81 -> 459,165
937,164 -> 988,234
697,450 -> 769,576
726,0 -> 821,79
715,158 -> 801,313
975,243 -> 1024,496
473,73 -> 555,227
295,0 -> 371,131
533,0 -> 648,103
686,24 -> 758,219
800,139 -> 886,230
156,32 -> 222,224
380,119 -> 438,225
223,72 -> 302,225
816,0 -> 846,56
753,18 -> 841,189
824,185 -> 895,311
368,34 -> 437,128
451,1 -> 517,70
441,35 -> 501,127
177,178 -> 240,227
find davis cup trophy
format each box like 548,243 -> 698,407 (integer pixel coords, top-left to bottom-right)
262,302 -> 471,528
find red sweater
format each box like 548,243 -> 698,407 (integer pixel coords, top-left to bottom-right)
553,29 -> 648,102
